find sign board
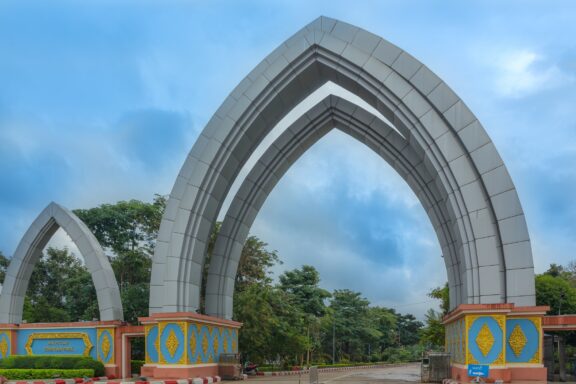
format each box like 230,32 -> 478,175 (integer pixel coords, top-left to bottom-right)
468,364 -> 489,377
25,333 -> 93,356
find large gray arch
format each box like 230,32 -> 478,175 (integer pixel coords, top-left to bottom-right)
150,16 -> 535,315
0,202 -> 124,323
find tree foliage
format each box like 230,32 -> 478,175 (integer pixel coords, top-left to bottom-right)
23,247 -> 98,322
0,251 -> 9,284
1,194 -> 444,366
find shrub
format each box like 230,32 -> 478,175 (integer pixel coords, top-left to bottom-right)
0,368 -> 94,379
0,356 -> 104,376
131,360 -> 145,375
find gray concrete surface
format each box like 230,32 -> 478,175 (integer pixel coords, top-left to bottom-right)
232,363 -> 421,383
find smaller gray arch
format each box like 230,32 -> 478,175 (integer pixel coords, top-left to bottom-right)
205,95 -> 461,319
0,202 -> 123,323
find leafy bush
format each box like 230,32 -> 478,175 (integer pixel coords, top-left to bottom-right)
0,368 -> 94,379
131,360 -> 145,375
0,356 -> 104,376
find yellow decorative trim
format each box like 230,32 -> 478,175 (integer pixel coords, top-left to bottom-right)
97,328 -> 115,364
25,333 -> 93,356
528,317 -> 541,364
145,325 -> 152,364
205,326 -> 212,363
0,332 -> 9,357
213,328 -> 220,357
189,327 -> 197,363
222,329 -> 228,353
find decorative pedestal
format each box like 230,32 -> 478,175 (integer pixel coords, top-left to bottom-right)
138,312 -> 241,379
0,320 -> 124,378
444,304 -> 549,382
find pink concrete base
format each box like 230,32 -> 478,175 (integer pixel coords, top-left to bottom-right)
152,365 -> 219,379
510,366 -> 547,381
104,366 -> 119,379
140,366 -> 155,377
451,365 -> 547,382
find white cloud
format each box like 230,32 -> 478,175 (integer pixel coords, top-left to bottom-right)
493,50 -> 570,98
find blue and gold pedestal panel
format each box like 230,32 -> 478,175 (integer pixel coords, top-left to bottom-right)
466,315 -> 505,365
145,320 -> 239,366
0,331 -> 11,359
445,318 -> 465,364
159,322 -> 187,364
145,324 -> 159,364
97,328 -> 115,364
506,318 -> 541,364
17,328 -> 97,359
187,324 -> 238,364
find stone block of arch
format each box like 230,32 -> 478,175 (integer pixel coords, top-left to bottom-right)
0,202 -> 123,323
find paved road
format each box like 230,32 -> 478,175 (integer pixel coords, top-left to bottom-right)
226,363 -> 421,383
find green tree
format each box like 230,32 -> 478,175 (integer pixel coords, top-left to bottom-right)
329,289 -> 382,362
278,265 -> 331,365
429,283 -> 449,316
368,307 -> 398,354
536,273 -> 576,314
0,251 -> 9,284
396,313 -> 423,346
419,309 -> 445,348
24,247 -> 97,322
73,195 -> 166,255
236,236 -> 281,292
278,265 -> 331,316
74,196 -> 166,323
419,283 -> 449,348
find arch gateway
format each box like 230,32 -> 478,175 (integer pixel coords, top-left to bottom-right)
0,16 -> 552,382
144,17 -> 547,381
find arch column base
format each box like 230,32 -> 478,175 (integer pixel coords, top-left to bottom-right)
138,312 -> 241,379
443,304 -> 550,382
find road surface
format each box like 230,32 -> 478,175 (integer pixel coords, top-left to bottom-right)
226,363 -> 421,383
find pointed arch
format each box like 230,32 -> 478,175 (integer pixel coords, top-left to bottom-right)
0,202 -> 123,323
205,94 -> 463,318
150,16 -> 534,315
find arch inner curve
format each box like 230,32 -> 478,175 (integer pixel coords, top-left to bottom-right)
205,94 -> 459,319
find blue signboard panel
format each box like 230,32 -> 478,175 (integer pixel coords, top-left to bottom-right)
17,328 -> 97,359
468,364 -> 489,377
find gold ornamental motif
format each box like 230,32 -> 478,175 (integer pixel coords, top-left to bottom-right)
190,331 -> 197,356
509,325 -> 527,357
223,332 -> 229,353
0,336 -> 8,357
101,334 -> 111,359
213,329 -> 220,356
528,318 -> 541,364
202,329 -> 209,358
476,323 -> 494,357
232,332 -> 237,353
165,329 -> 179,358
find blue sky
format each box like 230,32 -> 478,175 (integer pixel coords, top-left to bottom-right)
1,0 -> 575,318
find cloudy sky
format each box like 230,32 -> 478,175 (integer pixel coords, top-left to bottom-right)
1,0 -> 575,319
